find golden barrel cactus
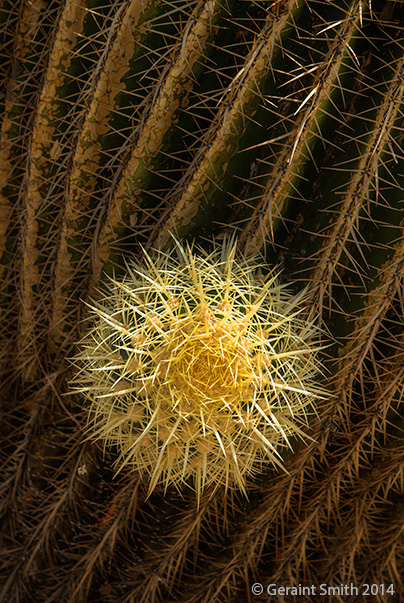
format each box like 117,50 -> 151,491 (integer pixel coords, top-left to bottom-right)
1,0 -> 404,601
72,239 -> 324,500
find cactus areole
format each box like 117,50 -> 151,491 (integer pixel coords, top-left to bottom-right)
72,238 -> 325,500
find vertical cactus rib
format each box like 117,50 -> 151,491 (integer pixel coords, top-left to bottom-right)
0,0 -> 19,89
67,476 -> 143,602
240,1 -> 363,258
2,455 -> 142,602
0,158 -> 13,285
0,397 -> 84,601
320,435 -> 404,585
0,0 -> 63,380
333,243 -> 404,416
49,0 -> 157,347
0,0 -> 58,279
117,492 -> 213,602
149,0 -> 304,251
308,53 -> 404,317
0,0 -> 29,278
90,0 -> 224,291
18,0 -> 89,380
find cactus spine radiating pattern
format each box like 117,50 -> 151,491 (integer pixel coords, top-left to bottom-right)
1,1 -> 404,601
72,239 -> 324,501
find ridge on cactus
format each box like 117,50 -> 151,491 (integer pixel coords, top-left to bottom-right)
71,238 -> 326,500
2,1 -> 404,599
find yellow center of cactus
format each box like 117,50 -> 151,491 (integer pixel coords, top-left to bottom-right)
154,312 -> 256,413
72,238 -> 325,501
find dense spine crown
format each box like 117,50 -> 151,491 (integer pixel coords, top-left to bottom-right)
72,239 -> 324,499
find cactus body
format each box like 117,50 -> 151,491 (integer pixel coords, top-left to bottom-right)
1,1 -> 404,601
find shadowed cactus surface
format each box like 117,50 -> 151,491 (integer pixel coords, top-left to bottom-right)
1,0 -> 404,601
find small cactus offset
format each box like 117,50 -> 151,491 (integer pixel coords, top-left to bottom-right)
1,1 -> 404,602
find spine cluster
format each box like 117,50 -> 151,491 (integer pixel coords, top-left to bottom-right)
2,1 -> 404,599
72,239 -> 325,500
